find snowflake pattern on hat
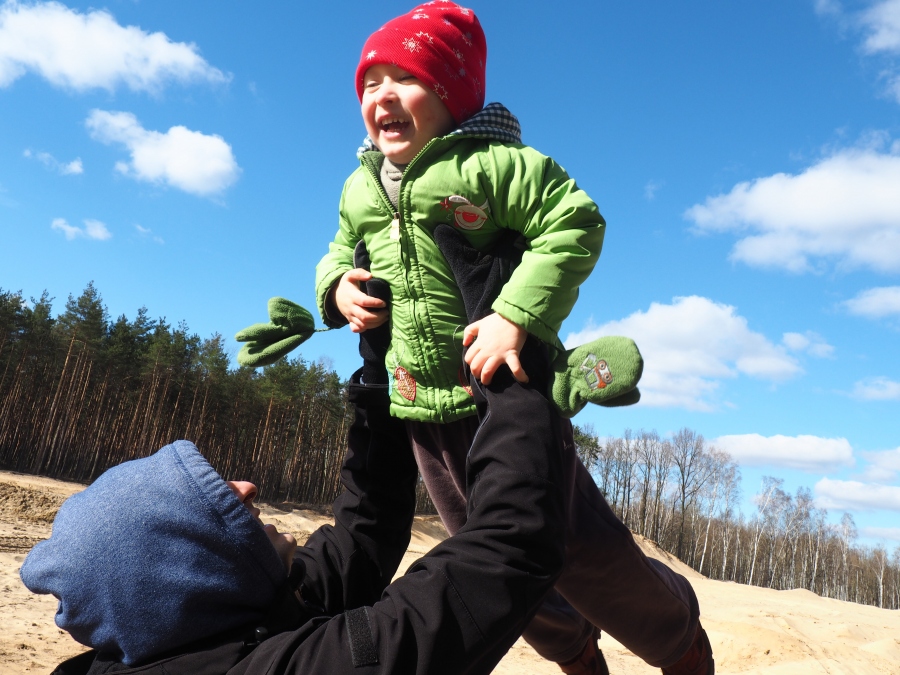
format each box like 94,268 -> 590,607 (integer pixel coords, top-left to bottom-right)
355,2 -> 487,124
443,61 -> 459,81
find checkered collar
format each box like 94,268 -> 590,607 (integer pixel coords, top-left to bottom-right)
357,102 -> 521,158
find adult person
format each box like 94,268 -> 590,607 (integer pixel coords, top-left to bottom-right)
21,341 -> 568,675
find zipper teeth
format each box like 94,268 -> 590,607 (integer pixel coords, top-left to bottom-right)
362,155 -> 397,216
359,151 -> 439,415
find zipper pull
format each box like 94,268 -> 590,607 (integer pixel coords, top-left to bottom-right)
390,213 -> 401,241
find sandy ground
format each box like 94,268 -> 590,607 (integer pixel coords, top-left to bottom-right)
2,471 -> 899,674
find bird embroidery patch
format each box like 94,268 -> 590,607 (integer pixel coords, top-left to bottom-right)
440,194 -> 490,230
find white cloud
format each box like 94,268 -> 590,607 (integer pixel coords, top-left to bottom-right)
860,446 -> 900,482
51,217 -> 80,239
815,477 -> 900,511
861,526 -> 900,542
814,0 -> 843,17
886,74 -> 900,103
867,446 -> 900,471
62,158 -> 82,175
818,1 -> 900,103
135,224 -> 164,245
644,180 -> 663,201
861,0 -> 900,54
24,148 -> 83,175
862,0 -> 900,104
86,110 -> 240,197
843,286 -> 900,318
782,331 -> 835,358
564,296 -> 802,411
856,0 -> 900,103
685,146 -> 900,273
83,219 -> 111,240
51,217 -> 111,241
714,434 -> 854,472
851,376 -> 900,400
0,0 -> 228,92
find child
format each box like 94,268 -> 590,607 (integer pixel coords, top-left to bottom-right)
315,4 -> 712,674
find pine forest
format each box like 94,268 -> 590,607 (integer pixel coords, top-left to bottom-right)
1,283 -> 898,611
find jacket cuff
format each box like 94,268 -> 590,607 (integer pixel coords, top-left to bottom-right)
492,297 -> 564,352
316,268 -> 351,329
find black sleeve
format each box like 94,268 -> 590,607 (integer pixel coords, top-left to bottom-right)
292,369 -> 418,615
232,341 -> 568,675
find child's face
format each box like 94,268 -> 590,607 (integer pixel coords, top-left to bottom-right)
362,63 -> 455,165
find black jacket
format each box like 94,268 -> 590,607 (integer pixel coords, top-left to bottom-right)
53,348 -> 566,675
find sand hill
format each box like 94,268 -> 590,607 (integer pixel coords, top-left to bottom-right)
2,471 -> 898,674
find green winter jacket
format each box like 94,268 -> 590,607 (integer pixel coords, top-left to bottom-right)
316,104 -> 605,423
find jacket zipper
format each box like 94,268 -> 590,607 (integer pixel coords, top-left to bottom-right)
360,144 -> 444,415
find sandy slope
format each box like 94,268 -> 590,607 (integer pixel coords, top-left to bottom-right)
2,471 -> 898,674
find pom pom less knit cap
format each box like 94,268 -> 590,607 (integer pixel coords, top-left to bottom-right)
355,2 -> 487,124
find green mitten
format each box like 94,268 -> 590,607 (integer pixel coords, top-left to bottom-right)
551,336 -> 643,418
236,297 -> 318,368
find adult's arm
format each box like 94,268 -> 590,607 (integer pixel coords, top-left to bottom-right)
293,370 -> 419,614
237,341 -> 567,675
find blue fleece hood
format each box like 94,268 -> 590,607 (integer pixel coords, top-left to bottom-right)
20,440 -> 288,666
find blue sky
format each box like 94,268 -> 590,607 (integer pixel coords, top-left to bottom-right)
1,0 -> 898,547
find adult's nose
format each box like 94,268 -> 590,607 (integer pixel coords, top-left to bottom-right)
226,480 -> 258,505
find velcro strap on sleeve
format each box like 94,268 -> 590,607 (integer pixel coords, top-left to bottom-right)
345,607 -> 378,667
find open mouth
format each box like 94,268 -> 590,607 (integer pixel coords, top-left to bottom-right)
380,117 -> 410,134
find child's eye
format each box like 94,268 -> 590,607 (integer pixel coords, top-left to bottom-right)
399,74 -> 417,82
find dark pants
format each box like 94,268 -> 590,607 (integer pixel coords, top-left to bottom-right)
408,408 -> 700,668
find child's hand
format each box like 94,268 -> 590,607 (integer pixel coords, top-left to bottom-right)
333,268 -> 388,333
463,313 -> 528,385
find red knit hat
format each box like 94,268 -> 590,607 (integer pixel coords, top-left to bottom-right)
355,2 -> 487,124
